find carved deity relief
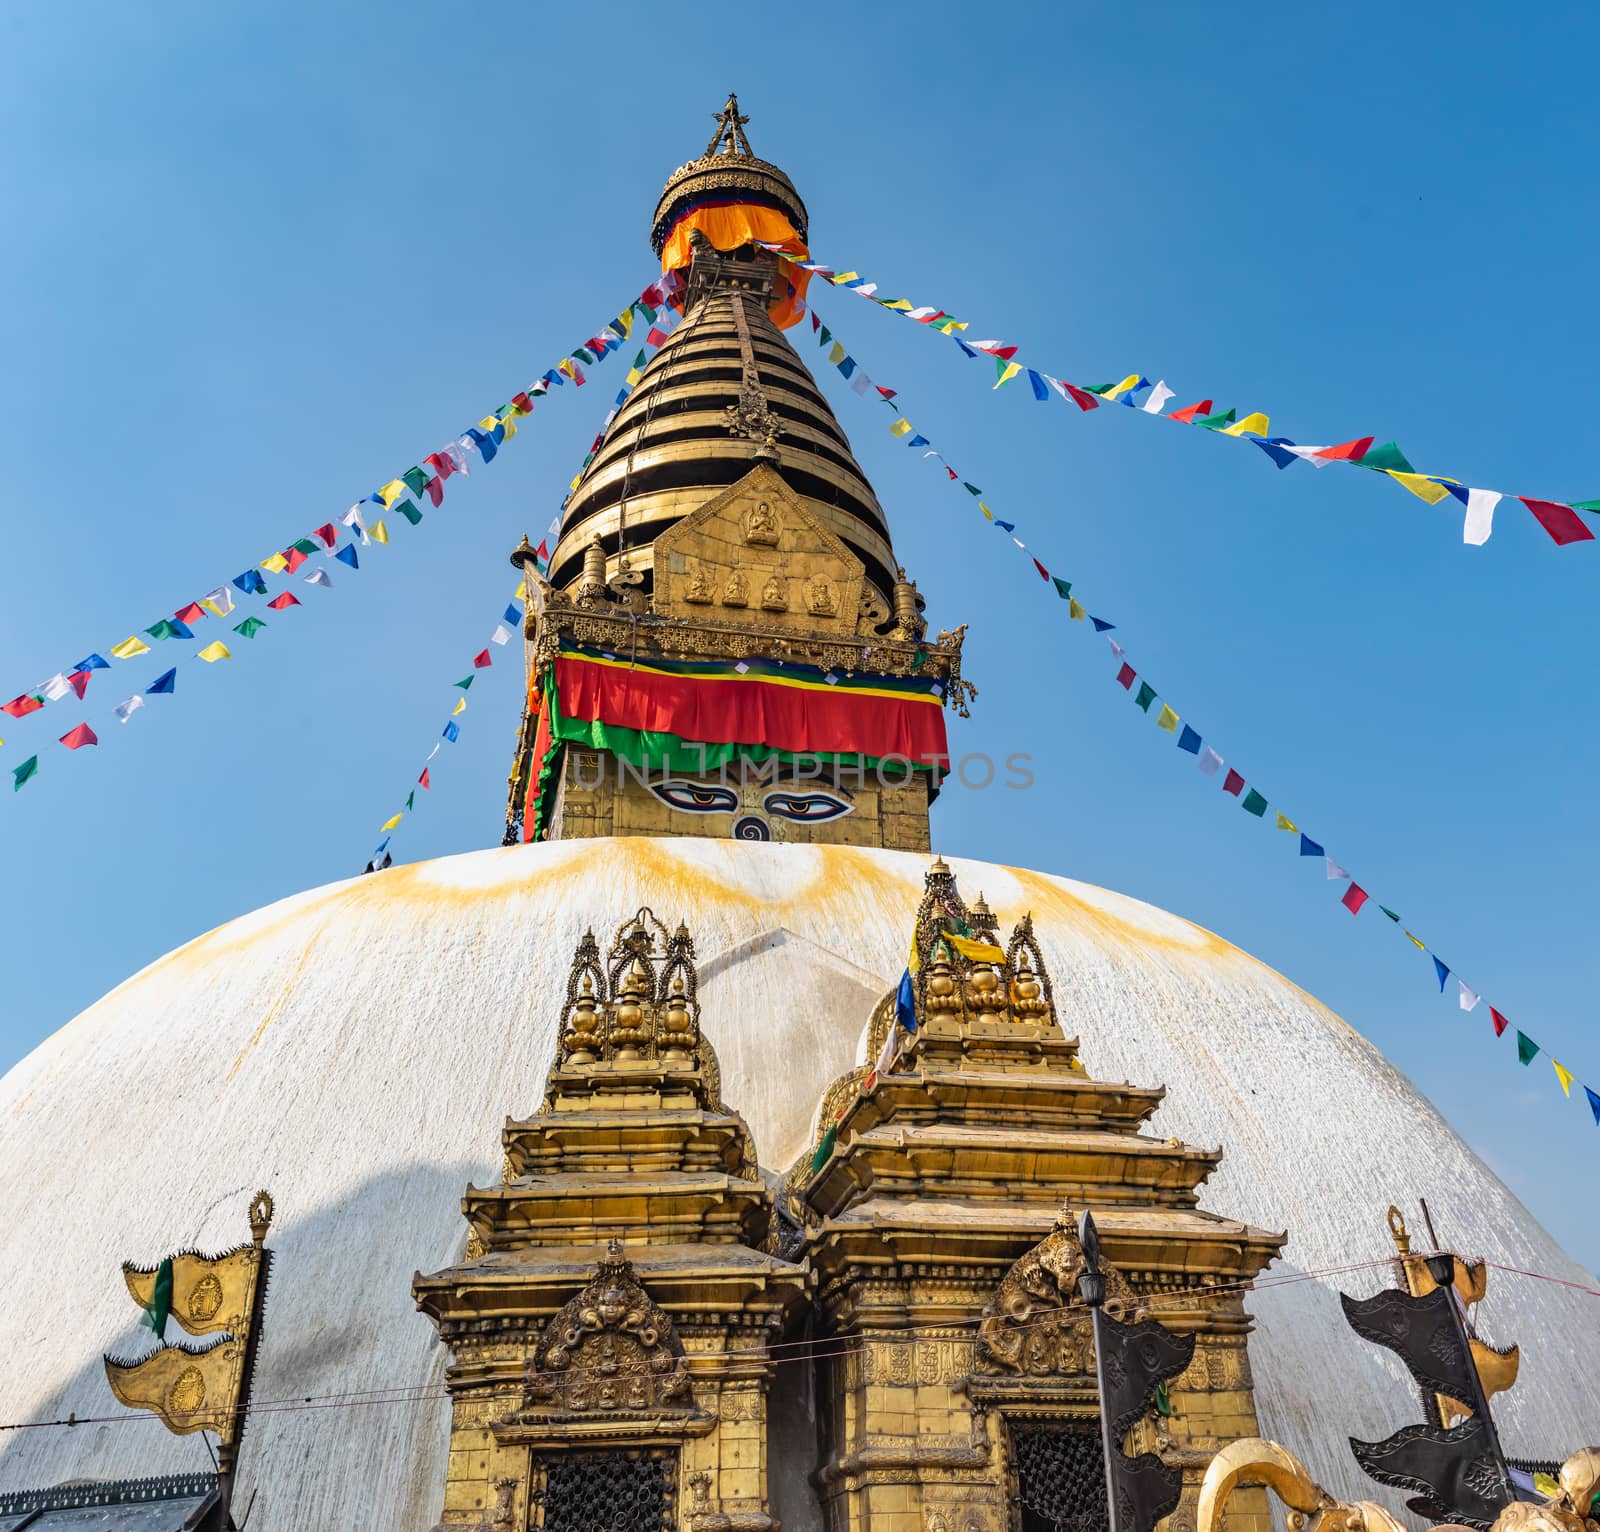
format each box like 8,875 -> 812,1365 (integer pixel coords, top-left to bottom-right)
977,1211 -> 1138,1377
760,572 -> 787,611
721,569 -> 748,607
807,575 -> 837,616
521,1240 -> 690,1416
683,565 -> 712,604
742,499 -> 781,545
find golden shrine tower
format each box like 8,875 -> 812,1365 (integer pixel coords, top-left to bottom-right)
414,97 -> 1289,1532
502,94 -> 972,853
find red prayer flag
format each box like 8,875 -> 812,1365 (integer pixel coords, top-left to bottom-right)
419,767 -> 431,789
1116,663 -> 1136,690
1489,1006 -> 1510,1037
511,392 -> 534,413
1222,768 -> 1245,797
1315,437 -> 1376,462
424,476 -> 443,508
284,547 -> 309,573
1341,882 -> 1369,915
473,649 -> 492,669
68,669 -> 90,700
1062,383 -> 1101,412
646,326 -> 668,347
946,467 -> 958,481
2,695 -> 43,719
58,722 -> 97,750
978,343 -> 1018,361
266,592 -> 300,610
1169,399 -> 1214,425
426,452 -> 454,481
1032,558 -> 1050,581
173,602 -> 206,623
313,523 -> 338,548
1521,497 -> 1595,547
876,386 -> 897,401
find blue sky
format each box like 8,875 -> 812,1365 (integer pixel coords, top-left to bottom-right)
4,1 -> 1599,1271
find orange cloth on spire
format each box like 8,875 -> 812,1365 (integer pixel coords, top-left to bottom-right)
659,202 -> 812,330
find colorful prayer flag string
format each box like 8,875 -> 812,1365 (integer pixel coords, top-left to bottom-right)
766,242 -> 1599,555
1,276 -> 683,737
812,304 -> 1600,1133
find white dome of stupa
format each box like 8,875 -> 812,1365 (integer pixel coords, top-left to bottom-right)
0,836 -> 1593,1530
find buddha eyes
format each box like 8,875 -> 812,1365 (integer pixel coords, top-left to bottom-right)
762,791 -> 853,823
651,782 -> 740,813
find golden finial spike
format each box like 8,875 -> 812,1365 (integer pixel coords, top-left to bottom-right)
707,92 -> 752,157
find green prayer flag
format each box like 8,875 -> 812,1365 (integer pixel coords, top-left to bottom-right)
810,1123 -> 839,1176
1571,499 -> 1600,514
139,1257 -> 173,1340
1517,1031 -> 1540,1066
1378,905 -> 1401,922
1241,788 -> 1269,817
909,650 -> 926,671
455,675 -> 474,690
962,482 -> 983,497
1153,1380 -> 1174,1418
1134,682 -> 1157,713
144,619 -> 180,640
394,500 -> 423,526
12,755 -> 38,791
635,300 -> 657,324
572,347 -> 595,365
1194,408 -> 1238,431
1084,383 -> 1115,396
291,537 -> 319,556
401,467 -> 428,496
632,349 -> 647,369
1358,441 -> 1415,474
818,326 -> 831,346
405,791 -> 414,811
1051,576 -> 1072,600
233,615 -> 266,638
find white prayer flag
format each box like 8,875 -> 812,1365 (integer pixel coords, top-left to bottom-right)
1458,981 -> 1480,1012
1108,638 -> 1126,660
1142,380 -> 1176,415
850,371 -> 872,396
490,624 -> 512,646
201,585 -> 234,616
305,568 -> 332,588
39,674 -> 71,701
446,441 -> 472,474
1281,445 -> 1338,469
1197,748 -> 1224,777
341,505 -> 369,545
425,743 -> 440,762
873,1017 -> 899,1077
1463,489 -> 1501,547
1325,857 -> 1351,881
114,695 -> 144,724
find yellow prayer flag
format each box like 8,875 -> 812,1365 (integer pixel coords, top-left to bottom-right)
1222,412 -> 1271,437
381,812 -> 403,831
614,309 -> 633,338
1105,373 -> 1143,401
908,927 -> 920,975
993,362 -> 1022,390
1534,1474 -> 1562,1500
945,932 -> 1006,964
881,299 -> 913,311
259,553 -> 289,574
378,479 -> 408,508
1156,704 -> 1179,733
1068,598 -> 1085,621
625,368 -> 643,387
483,413 -> 515,441
831,272 -> 859,284
452,697 -> 467,716
935,318 -> 968,334
1553,1058 -> 1575,1096
1386,471 -> 1454,506
197,641 -> 231,663
828,342 -> 847,364
979,502 -> 994,522
1405,931 -> 1426,950
371,520 -> 389,545
1275,812 -> 1297,832
889,418 -> 913,438
110,636 -> 151,660
199,597 -> 230,618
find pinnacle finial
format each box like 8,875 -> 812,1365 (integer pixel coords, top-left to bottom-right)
706,92 -> 753,158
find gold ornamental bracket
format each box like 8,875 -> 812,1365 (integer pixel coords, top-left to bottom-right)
103,1191 -> 275,1522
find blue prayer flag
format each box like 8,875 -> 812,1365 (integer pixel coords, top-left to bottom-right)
1299,834 -> 1325,858
335,544 -> 359,569
465,428 -> 497,464
442,720 -> 460,742
233,569 -> 268,595
168,620 -> 193,639
839,356 -> 856,378
1090,617 -> 1116,633
993,519 -> 1016,533
1177,725 -> 1202,754
908,434 -> 930,448
895,967 -> 917,1034
147,668 -> 176,695
1587,1086 -> 1600,1126
1253,437 -> 1301,470
954,339 -> 979,359
1028,370 -> 1049,401
1433,956 -> 1450,991
503,603 -> 521,624
74,653 -> 109,672
1441,482 -> 1471,505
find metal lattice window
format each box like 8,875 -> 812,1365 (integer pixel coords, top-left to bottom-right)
534,1450 -> 675,1532
1013,1425 -> 1109,1532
